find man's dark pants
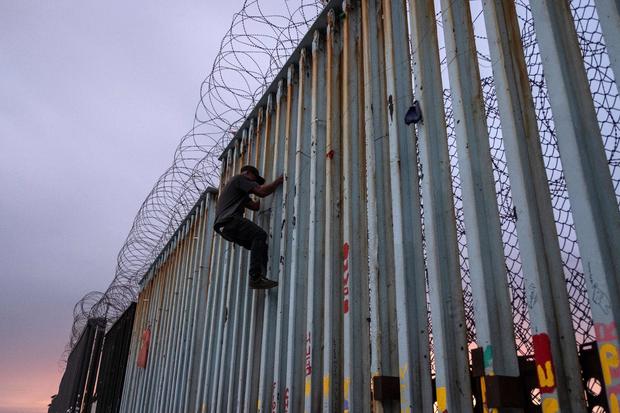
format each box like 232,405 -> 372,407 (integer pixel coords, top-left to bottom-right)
216,216 -> 268,279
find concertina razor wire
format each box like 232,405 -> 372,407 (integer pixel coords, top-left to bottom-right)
62,0 -> 619,368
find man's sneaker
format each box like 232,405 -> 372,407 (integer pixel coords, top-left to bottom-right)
249,277 -> 278,289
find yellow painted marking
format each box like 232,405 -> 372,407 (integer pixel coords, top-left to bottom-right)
610,393 -> 620,413
537,361 -> 556,389
323,375 -> 330,396
600,343 -> 620,385
305,377 -> 311,397
344,376 -> 351,412
480,376 -> 488,413
399,364 -> 409,394
399,364 -> 408,379
542,397 -> 559,413
436,386 -> 447,412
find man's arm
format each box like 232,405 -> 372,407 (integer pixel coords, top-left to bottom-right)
245,199 -> 260,211
250,175 -> 284,198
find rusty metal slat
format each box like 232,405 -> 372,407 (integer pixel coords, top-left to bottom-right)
257,80 -> 287,413
284,47 -> 313,412
481,1 -> 587,411
303,28 -> 328,413
341,0 -> 371,410
361,3 -> 400,411
529,0 -> 620,409
271,63 -> 300,413
383,0 -> 433,410
321,9 -> 344,412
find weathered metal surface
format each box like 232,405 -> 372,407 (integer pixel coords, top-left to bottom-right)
529,0 -> 620,409
116,0 -> 620,411
482,1 -> 587,411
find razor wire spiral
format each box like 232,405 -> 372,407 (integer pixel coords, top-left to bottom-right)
63,0 -> 619,369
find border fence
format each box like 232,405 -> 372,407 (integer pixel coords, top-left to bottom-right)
54,0 -> 620,411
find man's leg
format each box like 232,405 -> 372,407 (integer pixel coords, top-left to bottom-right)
248,229 -> 268,279
219,217 -> 276,288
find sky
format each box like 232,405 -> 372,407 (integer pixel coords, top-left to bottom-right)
0,1 -> 240,411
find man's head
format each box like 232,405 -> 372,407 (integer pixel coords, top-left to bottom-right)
240,165 -> 266,185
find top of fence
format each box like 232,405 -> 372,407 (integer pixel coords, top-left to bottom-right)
218,0 -> 342,161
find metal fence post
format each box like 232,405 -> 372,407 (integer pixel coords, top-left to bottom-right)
360,1 -> 400,410
593,0 -> 620,82
341,0 -> 371,410
258,80 -> 287,413
440,1 -> 522,411
322,9 -> 344,412
482,1 -> 588,411
303,28 -> 328,413
382,0 -> 433,410
284,47 -> 313,412
529,0 -> 620,409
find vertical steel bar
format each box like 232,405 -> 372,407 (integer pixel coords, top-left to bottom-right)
246,99 -> 276,413
149,244 -> 179,412
229,122 -> 256,412
382,0 -> 433,410
407,1 -> 471,412
481,1 -> 587,411
119,282 -> 146,412
165,224 -> 194,412
172,210 -> 202,410
440,0 -> 521,410
203,148 -> 235,410
193,174 -> 226,412
211,142 -> 241,410
194,226 -> 224,413
120,281 -> 149,412
272,63 -> 299,413
304,28 -> 327,413
360,0 -> 399,409
167,216 -> 197,410
158,225 -> 188,412
341,1 -> 371,410
138,268 -> 160,412
235,117 -> 264,412
257,81 -> 287,413
186,194 -> 217,411
528,0 -> 620,409
284,46 -> 313,413
222,136 -> 252,412
215,139 -> 245,412
322,9 -> 343,412
593,0 -> 620,82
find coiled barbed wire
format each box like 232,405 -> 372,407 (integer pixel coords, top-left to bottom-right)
62,0 -> 619,368
63,0 -> 325,360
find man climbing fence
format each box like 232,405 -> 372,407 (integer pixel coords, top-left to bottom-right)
213,165 -> 283,289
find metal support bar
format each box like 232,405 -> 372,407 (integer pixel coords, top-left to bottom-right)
408,1 -> 471,411
593,0 -> 620,82
321,9 -> 344,412
481,1 -> 588,411
341,1 -> 371,410
440,2 -> 520,411
529,0 -> 620,408
302,28 -> 328,413
383,0 -> 433,410
360,1 -> 399,410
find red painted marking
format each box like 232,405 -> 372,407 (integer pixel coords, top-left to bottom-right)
305,331 -> 312,376
595,321 -> 618,342
533,333 -> 556,393
343,242 -> 350,314
326,150 -> 334,159
271,382 -> 277,413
